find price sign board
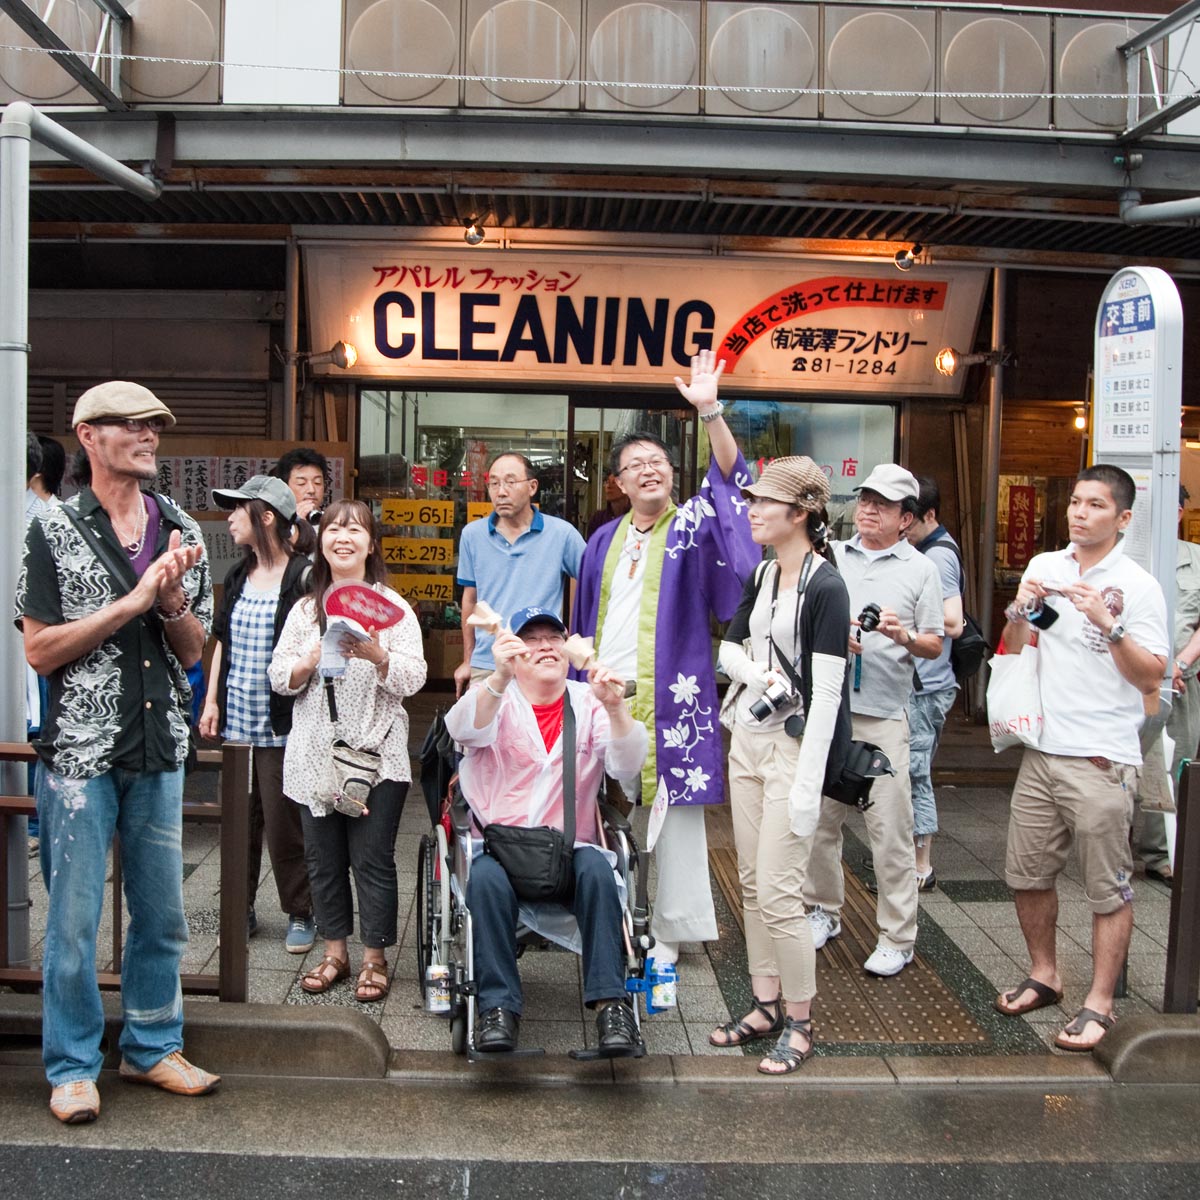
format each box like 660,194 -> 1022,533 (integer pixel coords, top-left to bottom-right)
391,573 -> 453,603
382,537 -> 455,567
466,502 -> 492,523
381,499 -> 454,527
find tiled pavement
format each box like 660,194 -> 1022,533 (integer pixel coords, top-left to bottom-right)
15,702 -> 1178,1059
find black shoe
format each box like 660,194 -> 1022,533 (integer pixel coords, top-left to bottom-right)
595,1001 -> 642,1058
476,1007 -> 519,1052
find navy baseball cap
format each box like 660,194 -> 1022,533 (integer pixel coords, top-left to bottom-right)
510,606 -> 568,637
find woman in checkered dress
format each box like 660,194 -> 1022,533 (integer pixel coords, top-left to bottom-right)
200,475 -> 316,955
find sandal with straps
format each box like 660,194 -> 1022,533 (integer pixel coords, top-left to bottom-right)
709,995 -> 785,1047
355,960 -> 391,1003
758,1015 -> 814,1076
300,954 -> 350,994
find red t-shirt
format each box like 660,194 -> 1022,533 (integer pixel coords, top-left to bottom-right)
530,697 -> 565,751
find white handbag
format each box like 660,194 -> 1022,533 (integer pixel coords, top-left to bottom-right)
985,643 -> 1044,753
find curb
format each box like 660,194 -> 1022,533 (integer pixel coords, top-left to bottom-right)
1094,1013 -> 1200,1083
5,994 -> 1198,1086
0,994 -> 391,1080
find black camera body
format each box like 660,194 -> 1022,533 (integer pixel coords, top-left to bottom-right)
858,602 -> 882,634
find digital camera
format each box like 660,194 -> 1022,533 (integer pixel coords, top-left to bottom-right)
858,602 -> 882,633
749,676 -> 795,722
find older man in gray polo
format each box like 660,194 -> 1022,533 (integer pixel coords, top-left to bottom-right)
803,464 -> 945,976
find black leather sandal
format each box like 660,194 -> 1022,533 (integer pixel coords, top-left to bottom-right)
758,1016 -> 814,1075
709,995 -> 784,1047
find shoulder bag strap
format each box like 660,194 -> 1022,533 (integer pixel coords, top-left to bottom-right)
562,696 -> 576,845
60,502 -> 138,596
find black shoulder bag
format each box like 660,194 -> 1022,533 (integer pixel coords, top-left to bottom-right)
917,531 -> 992,682
483,698 -> 577,903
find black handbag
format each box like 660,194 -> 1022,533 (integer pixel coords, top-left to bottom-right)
483,699 -> 577,903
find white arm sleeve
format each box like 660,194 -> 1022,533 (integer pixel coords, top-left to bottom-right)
788,652 -> 846,837
718,640 -> 773,694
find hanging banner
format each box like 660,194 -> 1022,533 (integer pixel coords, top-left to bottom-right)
304,246 -> 988,396
1006,485 -> 1037,569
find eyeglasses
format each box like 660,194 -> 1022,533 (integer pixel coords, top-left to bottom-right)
855,493 -> 900,511
520,631 -> 565,647
487,475 -> 532,491
618,455 -> 670,477
86,416 -> 168,433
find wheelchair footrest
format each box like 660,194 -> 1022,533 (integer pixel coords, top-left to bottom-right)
568,1043 -> 646,1061
467,1046 -> 546,1062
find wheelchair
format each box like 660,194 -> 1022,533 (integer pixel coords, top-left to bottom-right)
415,773 -> 656,1060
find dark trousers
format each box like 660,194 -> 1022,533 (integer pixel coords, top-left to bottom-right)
248,746 -> 312,917
299,780 -> 407,949
469,845 -> 625,1015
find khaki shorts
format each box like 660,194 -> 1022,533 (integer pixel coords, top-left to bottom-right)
1005,749 -> 1138,915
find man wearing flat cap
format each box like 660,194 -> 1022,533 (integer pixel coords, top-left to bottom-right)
15,381 -> 219,1124
803,463 -> 944,977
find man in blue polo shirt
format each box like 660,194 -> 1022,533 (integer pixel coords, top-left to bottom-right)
454,452 -> 585,696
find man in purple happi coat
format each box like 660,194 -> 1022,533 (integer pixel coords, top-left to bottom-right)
573,349 -> 759,970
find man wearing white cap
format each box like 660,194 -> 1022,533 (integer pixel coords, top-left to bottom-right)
16,381 -> 219,1124
803,463 -> 944,976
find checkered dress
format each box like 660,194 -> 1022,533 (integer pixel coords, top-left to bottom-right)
223,583 -> 287,748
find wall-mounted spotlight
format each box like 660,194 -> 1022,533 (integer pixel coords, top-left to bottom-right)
894,243 -> 923,272
307,340 -> 359,370
1073,405 -> 1088,431
464,219 -> 486,246
933,346 -> 1011,377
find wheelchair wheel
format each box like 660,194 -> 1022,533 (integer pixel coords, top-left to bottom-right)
415,833 -> 435,993
450,1004 -> 468,1056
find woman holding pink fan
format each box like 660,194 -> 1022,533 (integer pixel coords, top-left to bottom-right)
269,500 -> 426,1002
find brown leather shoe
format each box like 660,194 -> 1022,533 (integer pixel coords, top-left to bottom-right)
50,1079 -> 100,1124
119,1051 -> 220,1096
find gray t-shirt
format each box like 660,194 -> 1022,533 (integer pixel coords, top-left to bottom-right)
834,535 -> 945,719
914,538 -> 960,694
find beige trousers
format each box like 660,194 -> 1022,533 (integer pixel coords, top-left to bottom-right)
802,712 -> 918,954
728,723 -> 817,1001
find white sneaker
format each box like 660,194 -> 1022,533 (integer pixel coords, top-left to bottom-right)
806,907 -> 841,950
863,943 -> 914,977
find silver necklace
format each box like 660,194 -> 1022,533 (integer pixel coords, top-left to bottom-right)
113,497 -> 148,555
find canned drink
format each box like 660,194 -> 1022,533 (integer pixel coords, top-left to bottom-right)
649,961 -> 677,1010
424,963 -> 451,1013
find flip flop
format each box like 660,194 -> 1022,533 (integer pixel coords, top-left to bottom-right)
994,976 -> 1064,1016
1054,1007 -> 1115,1052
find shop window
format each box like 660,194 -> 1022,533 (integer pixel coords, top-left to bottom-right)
722,398 -> 897,539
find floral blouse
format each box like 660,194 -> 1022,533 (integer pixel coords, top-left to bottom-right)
268,586 -> 427,815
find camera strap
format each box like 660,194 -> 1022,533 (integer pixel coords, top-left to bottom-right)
766,552 -> 813,698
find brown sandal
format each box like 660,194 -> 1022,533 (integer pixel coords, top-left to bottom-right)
355,960 -> 390,1003
300,954 -> 350,994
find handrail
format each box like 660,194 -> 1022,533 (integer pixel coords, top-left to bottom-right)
0,741 -> 250,1002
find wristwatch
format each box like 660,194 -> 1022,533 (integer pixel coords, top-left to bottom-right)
904,628 -> 916,646
698,401 -> 725,424
1106,619 -> 1127,644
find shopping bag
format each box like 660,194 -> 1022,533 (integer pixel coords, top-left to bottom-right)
985,643 -> 1043,752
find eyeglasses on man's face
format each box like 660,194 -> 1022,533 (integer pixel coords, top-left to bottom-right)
519,631 -> 566,647
618,455 -> 671,477
488,475 -> 533,492
87,416 -> 168,434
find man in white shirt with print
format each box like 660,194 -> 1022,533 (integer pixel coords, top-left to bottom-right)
995,464 -> 1168,1053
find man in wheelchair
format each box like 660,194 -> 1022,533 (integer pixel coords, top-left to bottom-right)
444,606 -> 648,1055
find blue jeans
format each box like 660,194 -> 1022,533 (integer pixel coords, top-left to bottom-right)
469,846 -> 624,1015
908,687 -> 958,838
36,762 -> 188,1086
